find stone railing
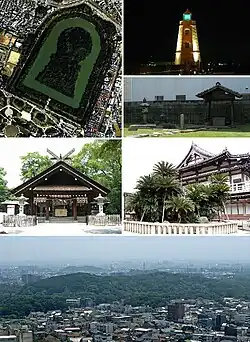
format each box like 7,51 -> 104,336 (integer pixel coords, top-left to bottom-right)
123,221 -> 238,235
88,214 -> 121,226
2,215 -> 37,227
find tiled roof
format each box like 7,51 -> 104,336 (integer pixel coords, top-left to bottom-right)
34,186 -> 90,191
196,83 -> 242,98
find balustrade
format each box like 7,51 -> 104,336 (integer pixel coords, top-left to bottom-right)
2,215 -> 37,227
88,214 -> 121,226
123,221 -> 238,235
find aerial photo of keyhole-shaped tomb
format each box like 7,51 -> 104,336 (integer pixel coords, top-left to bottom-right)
0,0 -> 122,138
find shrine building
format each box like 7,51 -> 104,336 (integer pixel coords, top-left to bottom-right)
11,150 -> 109,222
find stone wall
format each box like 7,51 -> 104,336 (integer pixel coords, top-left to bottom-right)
124,100 -> 250,126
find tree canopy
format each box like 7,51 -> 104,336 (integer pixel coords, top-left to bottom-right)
20,152 -> 53,181
71,140 -> 121,214
126,162 -> 230,223
1,271 -> 250,318
0,167 -> 12,203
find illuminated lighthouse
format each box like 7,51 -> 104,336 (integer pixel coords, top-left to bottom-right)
175,9 -> 201,72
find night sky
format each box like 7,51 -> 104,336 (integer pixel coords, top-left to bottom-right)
124,1 -> 250,66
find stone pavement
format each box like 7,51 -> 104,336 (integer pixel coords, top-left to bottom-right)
0,223 -> 122,236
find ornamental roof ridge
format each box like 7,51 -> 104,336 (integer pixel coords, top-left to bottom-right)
191,143 -> 215,158
177,143 -> 215,169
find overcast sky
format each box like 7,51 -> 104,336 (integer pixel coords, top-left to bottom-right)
0,138 -> 99,188
123,138 -> 250,193
124,76 -> 250,101
0,237 -> 249,264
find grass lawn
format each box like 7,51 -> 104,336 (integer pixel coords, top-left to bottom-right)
124,126 -> 250,138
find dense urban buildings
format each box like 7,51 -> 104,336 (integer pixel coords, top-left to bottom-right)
2,257 -> 250,342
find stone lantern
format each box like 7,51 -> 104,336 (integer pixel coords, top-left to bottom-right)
140,97 -> 150,123
94,193 -> 107,216
18,194 -> 29,216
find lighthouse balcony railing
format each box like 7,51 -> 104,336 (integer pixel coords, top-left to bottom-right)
229,182 -> 250,194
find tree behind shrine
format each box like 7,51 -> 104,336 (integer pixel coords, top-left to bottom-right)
72,140 -> 122,214
20,152 -> 53,181
0,167 -> 12,203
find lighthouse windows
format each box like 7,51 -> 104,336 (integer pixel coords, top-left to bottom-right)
184,29 -> 190,35
183,13 -> 191,21
184,42 -> 190,48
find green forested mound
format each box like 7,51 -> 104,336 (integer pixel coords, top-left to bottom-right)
61,265 -> 104,274
1,271 -> 250,318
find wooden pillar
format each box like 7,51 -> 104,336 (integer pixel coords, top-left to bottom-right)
72,199 -> 77,221
30,191 -> 34,216
206,100 -> 211,125
236,199 -> 239,215
195,168 -> 199,182
87,199 -> 92,215
229,161 -> 232,184
45,201 -> 49,221
231,100 -> 234,127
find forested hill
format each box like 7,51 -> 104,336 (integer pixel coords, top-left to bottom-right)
1,271 -> 250,318
60,265 -> 104,274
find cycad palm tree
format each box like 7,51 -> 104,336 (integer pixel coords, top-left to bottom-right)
133,175 -> 160,221
136,174 -> 156,195
153,161 -> 181,222
165,196 -> 195,223
210,173 -> 229,184
153,161 -> 177,178
186,183 -> 209,217
209,174 -> 230,220
125,192 -> 142,220
154,176 -> 182,222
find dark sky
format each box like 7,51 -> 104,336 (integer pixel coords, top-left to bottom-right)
124,1 -> 250,64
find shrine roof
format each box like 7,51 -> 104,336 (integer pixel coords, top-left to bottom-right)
196,82 -> 242,99
34,185 -> 90,191
177,143 -> 250,170
12,160 -> 109,195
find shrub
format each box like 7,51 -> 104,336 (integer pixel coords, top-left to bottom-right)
162,123 -> 177,129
